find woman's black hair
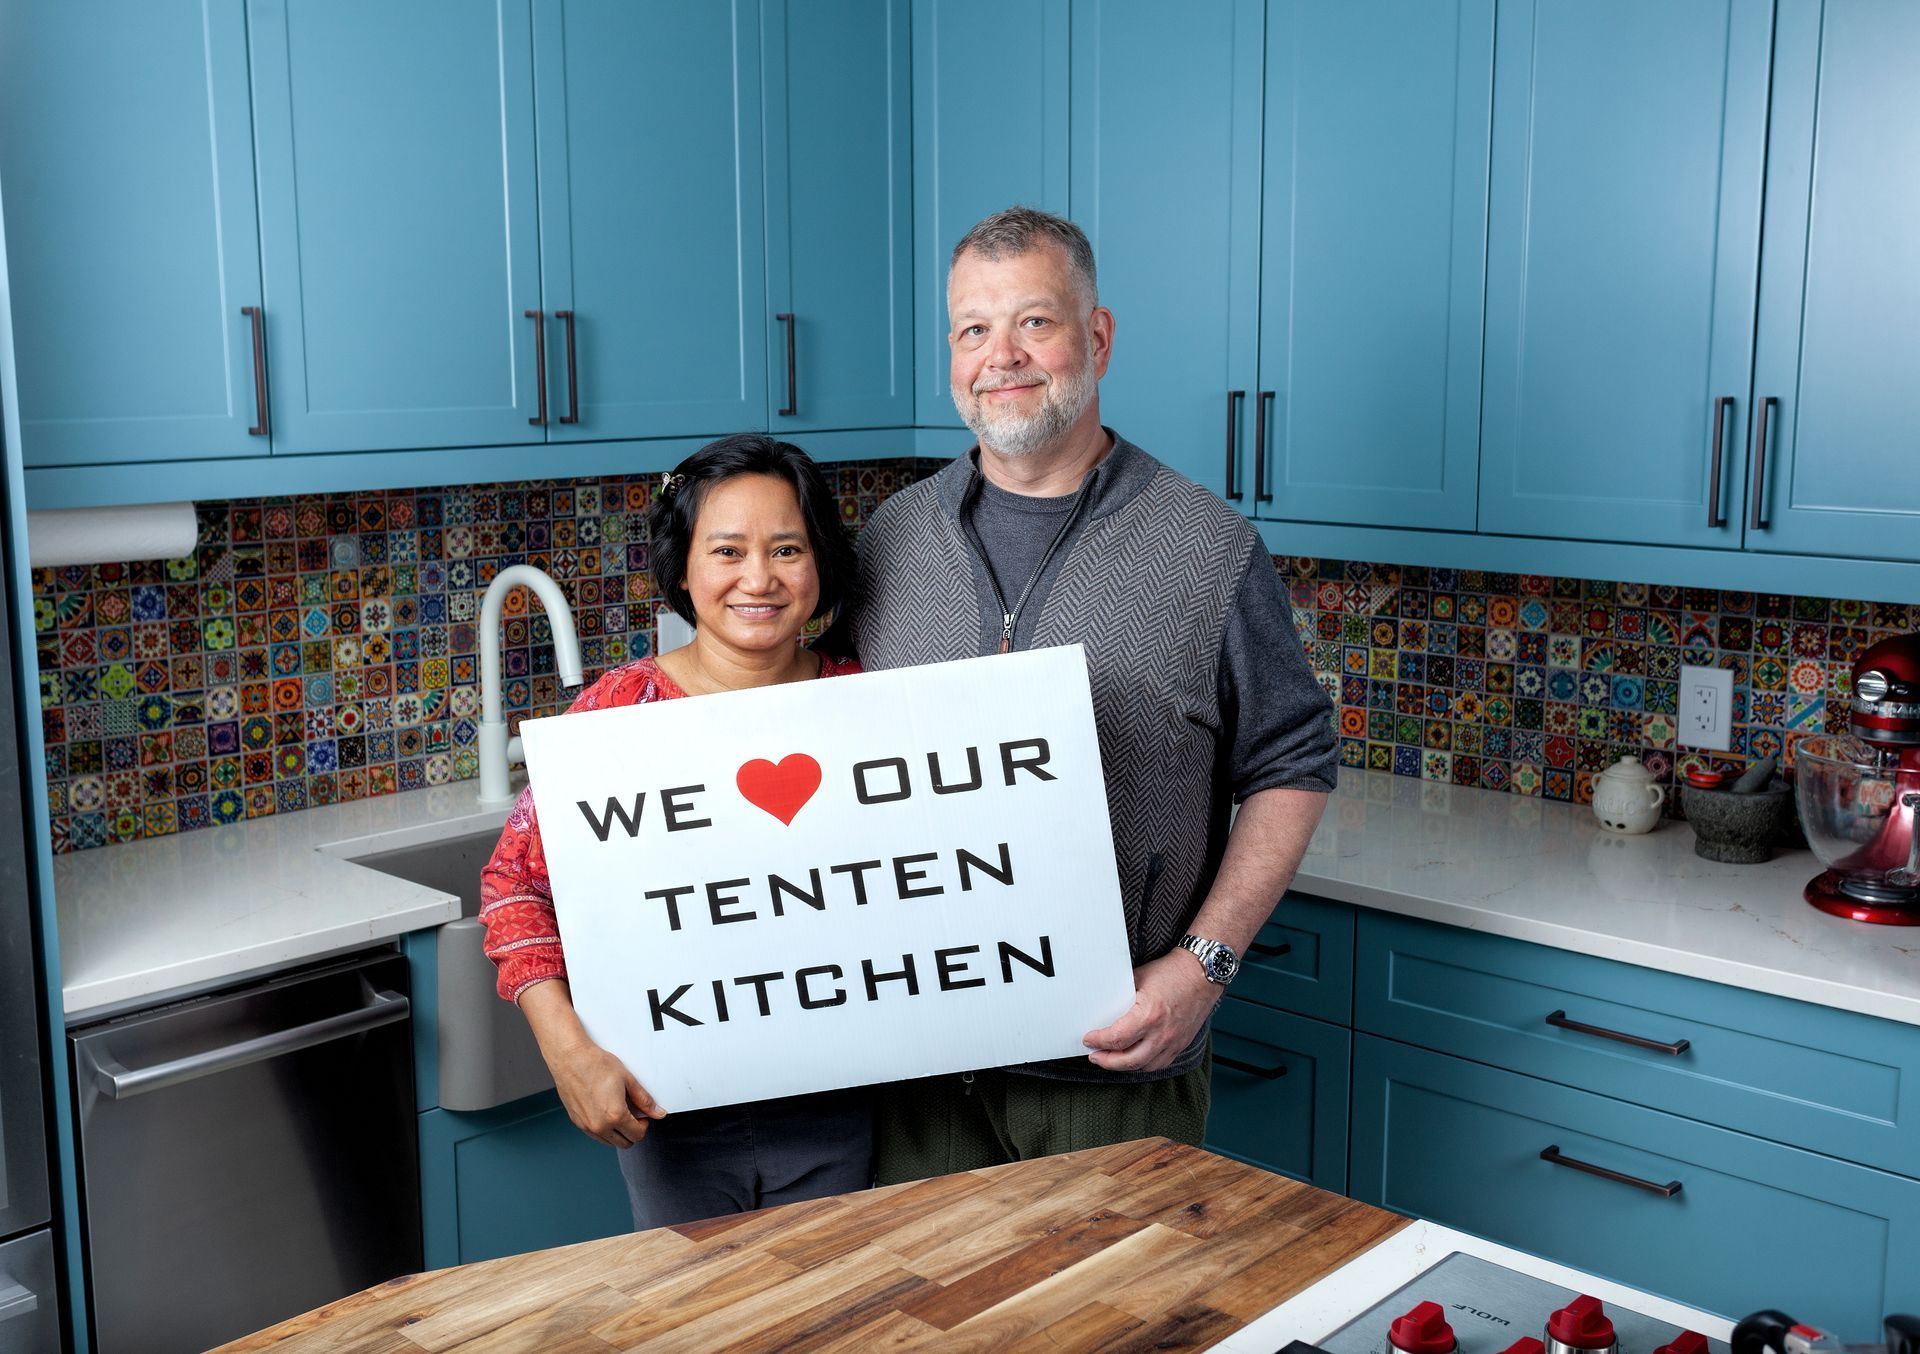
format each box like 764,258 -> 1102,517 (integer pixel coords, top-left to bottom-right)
646,433 -> 858,652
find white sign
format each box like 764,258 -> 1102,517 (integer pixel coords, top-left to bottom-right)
518,645 -> 1137,1112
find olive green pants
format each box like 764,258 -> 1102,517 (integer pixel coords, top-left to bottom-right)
873,1050 -> 1211,1186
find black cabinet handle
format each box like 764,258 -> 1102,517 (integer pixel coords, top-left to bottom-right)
1254,390 -> 1274,503
241,305 -> 269,436
556,309 -> 579,423
1545,1008 -> 1690,1055
1748,394 -> 1776,530
775,312 -> 797,417
1707,395 -> 1732,527
525,310 -> 547,426
1215,1052 -> 1288,1080
1540,1144 -> 1682,1197
1247,939 -> 1293,958
1224,390 -> 1245,500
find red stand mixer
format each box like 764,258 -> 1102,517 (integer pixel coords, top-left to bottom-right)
1797,632 -> 1920,925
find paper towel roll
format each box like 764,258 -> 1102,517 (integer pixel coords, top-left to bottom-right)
27,502 -> 199,567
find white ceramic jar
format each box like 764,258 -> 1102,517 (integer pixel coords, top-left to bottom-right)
1591,756 -> 1665,834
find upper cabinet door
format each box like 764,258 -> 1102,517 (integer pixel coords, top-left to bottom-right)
1254,0 -> 1492,531
533,0 -> 768,442
249,0 -> 544,454
911,0 -> 1070,429
1478,0 -> 1773,549
0,1 -> 266,467
1070,0 -> 1264,499
1747,0 -> 1920,563
763,0 -> 913,433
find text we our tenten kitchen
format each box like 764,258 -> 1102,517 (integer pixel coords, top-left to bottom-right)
519,646 -> 1138,1112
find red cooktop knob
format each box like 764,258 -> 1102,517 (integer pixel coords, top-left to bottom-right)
1654,1333 -> 1710,1354
1389,1300 -> 1458,1354
1547,1295 -> 1617,1351
1500,1340 -> 1547,1354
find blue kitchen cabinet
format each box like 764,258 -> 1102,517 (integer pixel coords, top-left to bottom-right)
1478,0 -> 1773,549
763,0 -> 914,434
1355,912 -> 1920,1177
532,0 -> 768,443
1745,0 -> 1920,563
1252,0 -> 1491,531
1351,1034 -> 1920,1341
910,0 -> 1070,429
1067,0 -> 1264,498
1230,893 -> 1355,1027
0,1 -> 268,469
1205,998 -> 1350,1194
418,1094 -> 633,1269
248,0 -> 545,454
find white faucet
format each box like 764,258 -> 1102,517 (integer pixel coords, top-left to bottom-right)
477,565 -> 585,805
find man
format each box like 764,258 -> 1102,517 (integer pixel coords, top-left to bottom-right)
854,206 -> 1339,1182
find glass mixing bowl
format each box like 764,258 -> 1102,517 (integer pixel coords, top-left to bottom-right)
1794,734 -> 1920,899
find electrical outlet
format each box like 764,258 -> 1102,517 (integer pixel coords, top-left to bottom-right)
1679,663 -> 1734,751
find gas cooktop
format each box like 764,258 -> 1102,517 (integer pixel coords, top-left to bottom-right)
1214,1222 -> 1733,1354
1307,1252 -> 1728,1354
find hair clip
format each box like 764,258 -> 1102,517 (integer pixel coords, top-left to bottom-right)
660,471 -> 687,499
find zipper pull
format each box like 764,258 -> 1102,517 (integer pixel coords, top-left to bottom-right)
999,612 -> 1014,654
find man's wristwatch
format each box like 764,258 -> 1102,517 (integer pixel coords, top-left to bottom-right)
1177,934 -> 1239,986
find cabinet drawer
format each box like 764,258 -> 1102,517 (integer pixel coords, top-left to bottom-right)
1351,1035 -> 1920,1341
1233,892 -> 1354,1024
1205,998 -> 1350,1193
1356,913 -> 1920,1175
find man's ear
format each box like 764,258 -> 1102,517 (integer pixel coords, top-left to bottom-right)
1090,305 -> 1116,380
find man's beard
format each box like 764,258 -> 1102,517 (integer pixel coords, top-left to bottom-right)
952,348 -> 1097,458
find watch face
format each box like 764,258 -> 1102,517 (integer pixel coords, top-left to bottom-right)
1207,949 -> 1236,982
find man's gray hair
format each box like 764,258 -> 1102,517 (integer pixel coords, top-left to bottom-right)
949,206 -> 1098,306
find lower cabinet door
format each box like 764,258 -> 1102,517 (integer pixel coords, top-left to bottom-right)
419,1093 -> 634,1268
1351,1035 -> 1920,1341
1204,998 -> 1350,1194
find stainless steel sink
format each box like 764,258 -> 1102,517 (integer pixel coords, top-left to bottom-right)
350,832 -> 554,1111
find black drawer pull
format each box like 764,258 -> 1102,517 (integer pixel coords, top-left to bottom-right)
1540,1144 -> 1682,1197
1247,939 -> 1293,958
525,310 -> 547,426
1215,1053 -> 1288,1081
556,309 -> 580,423
775,311 -> 798,416
1223,389 -> 1245,501
241,305 -> 269,435
1546,1009 -> 1690,1056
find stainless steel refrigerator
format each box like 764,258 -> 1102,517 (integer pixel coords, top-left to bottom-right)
0,509 -> 61,1350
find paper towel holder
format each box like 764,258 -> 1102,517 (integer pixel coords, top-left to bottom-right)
26,501 -> 200,569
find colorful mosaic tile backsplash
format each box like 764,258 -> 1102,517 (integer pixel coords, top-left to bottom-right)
32,459 -> 943,854
31,458 -> 1917,853
1278,557 -> 1917,808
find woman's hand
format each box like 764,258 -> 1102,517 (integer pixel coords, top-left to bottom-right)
518,980 -> 666,1147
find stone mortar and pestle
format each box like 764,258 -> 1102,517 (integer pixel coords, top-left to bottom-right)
1681,754 -> 1794,863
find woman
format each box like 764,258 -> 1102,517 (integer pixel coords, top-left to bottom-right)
478,433 -> 869,1229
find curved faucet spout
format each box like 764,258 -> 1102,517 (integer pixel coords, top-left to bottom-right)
477,564 -> 585,805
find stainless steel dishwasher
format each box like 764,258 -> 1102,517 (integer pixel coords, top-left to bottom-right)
68,948 -> 421,1354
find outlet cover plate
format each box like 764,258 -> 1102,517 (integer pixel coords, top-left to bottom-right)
1679,663 -> 1734,751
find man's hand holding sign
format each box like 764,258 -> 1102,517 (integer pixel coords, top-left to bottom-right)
519,645 -> 1137,1114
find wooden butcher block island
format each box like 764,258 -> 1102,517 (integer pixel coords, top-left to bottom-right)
217,1139 -> 1409,1352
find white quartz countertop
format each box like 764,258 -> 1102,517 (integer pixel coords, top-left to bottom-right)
53,765 -> 1918,1026
55,777 -> 517,1021
1296,766 -> 1920,1026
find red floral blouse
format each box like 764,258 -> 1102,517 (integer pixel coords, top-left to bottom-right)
478,652 -> 863,1002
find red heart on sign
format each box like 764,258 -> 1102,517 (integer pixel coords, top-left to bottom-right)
736,754 -> 823,825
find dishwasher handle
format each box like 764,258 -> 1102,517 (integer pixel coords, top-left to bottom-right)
0,1281 -> 39,1323
85,987 -> 410,1100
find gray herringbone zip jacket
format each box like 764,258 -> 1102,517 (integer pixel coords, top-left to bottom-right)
854,436 -> 1259,1081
